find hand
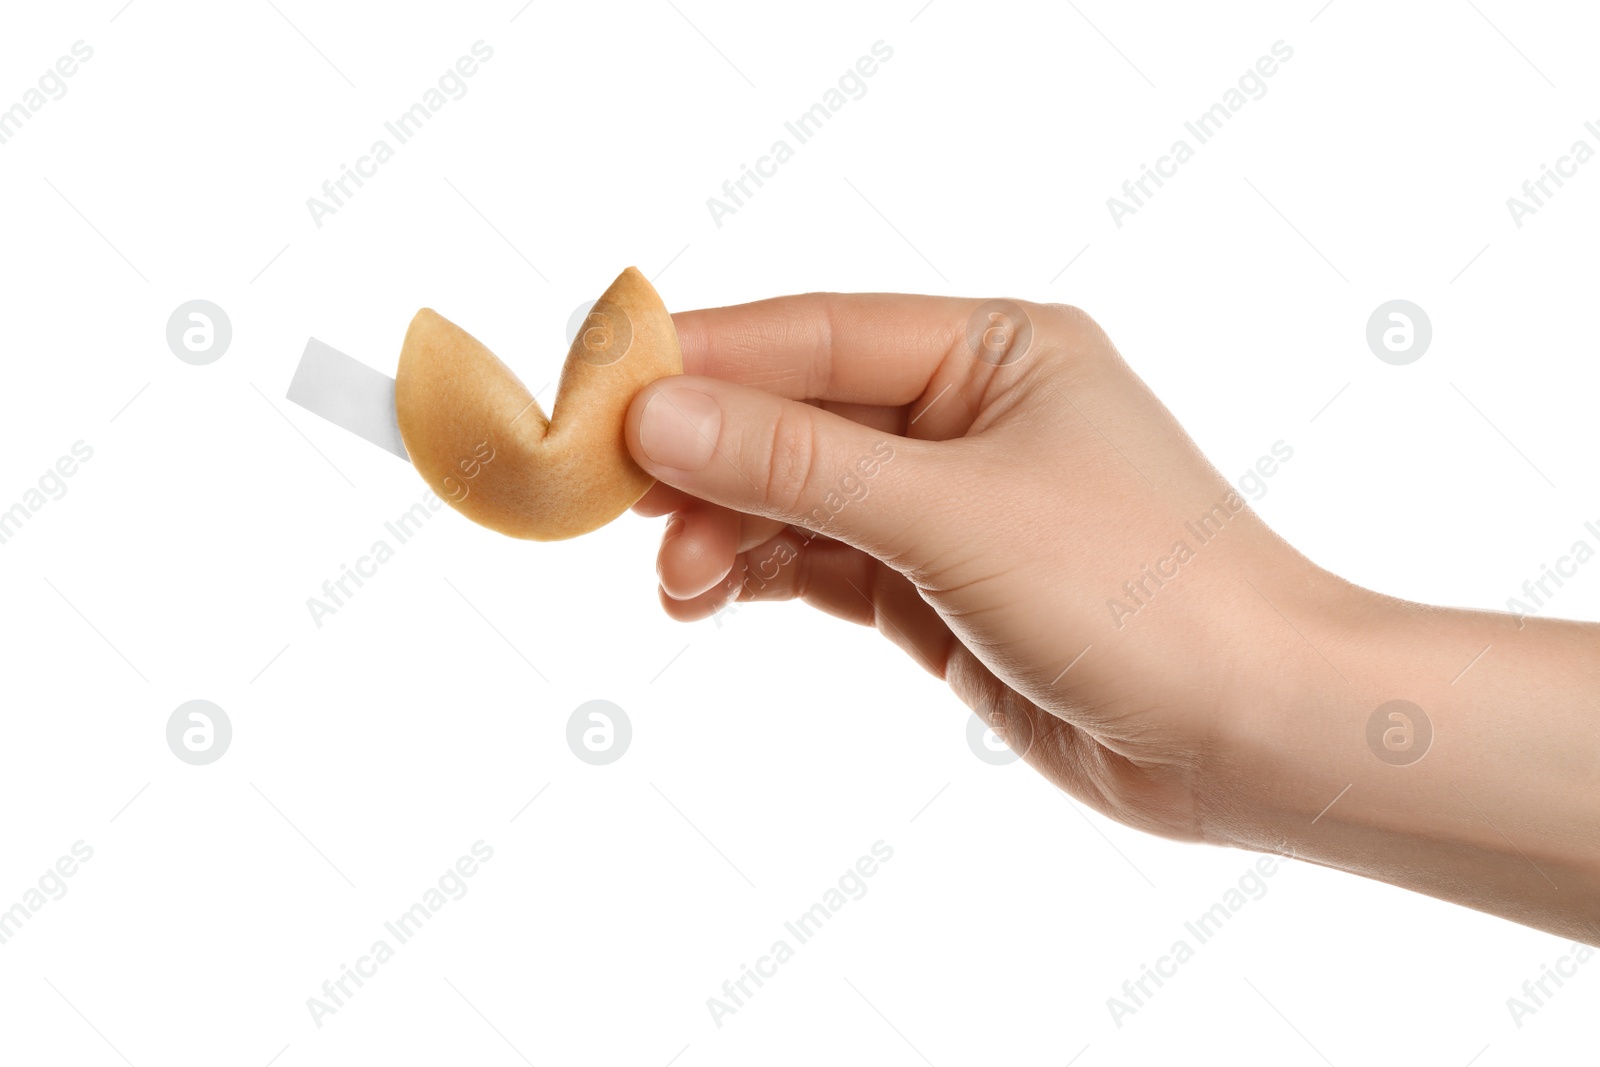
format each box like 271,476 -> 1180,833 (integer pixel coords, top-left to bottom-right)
624,292 -> 1600,944
623,293 -> 1334,842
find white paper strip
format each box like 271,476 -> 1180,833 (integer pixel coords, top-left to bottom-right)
285,338 -> 408,461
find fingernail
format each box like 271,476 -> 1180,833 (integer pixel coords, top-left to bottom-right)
639,387 -> 720,471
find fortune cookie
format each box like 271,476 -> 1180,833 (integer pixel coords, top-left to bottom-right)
395,267 -> 683,540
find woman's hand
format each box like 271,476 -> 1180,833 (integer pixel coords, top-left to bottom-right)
624,292 -> 1600,945
623,293 -> 1333,841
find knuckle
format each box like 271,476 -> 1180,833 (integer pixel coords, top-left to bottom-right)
1037,301 -> 1099,335
963,300 -> 1104,370
1031,302 -> 1114,368
759,406 -> 819,518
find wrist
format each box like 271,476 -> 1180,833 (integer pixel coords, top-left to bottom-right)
1196,567 -> 1385,851
1202,575 -> 1600,941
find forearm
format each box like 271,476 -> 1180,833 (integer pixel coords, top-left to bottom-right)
1209,580 -> 1600,943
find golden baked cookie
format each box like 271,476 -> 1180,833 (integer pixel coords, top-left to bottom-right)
396,267 -> 682,540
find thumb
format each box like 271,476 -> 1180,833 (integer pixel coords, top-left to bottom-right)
625,375 -> 941,563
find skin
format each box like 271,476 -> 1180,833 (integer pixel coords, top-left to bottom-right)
622,292 -> 1600,946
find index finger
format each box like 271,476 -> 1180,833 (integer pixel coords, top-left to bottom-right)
669,292 -> 982,407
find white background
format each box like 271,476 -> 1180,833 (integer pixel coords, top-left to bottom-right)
1,1 -> 1597,1064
